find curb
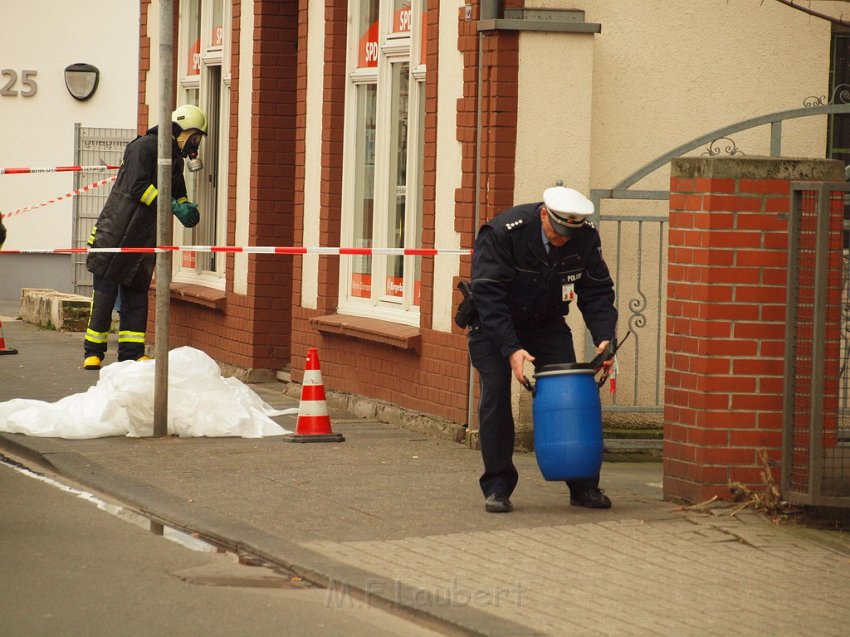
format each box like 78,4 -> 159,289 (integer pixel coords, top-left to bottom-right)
0,431 -> 536,637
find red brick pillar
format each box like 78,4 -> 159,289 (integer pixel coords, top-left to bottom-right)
664,156 -> 844,503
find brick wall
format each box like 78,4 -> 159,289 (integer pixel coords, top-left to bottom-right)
664,156 -> 844,503
288,0 -> 348,370
245,0 -> 298,367
138,0 -> 151,132
287,3 -> 479,426
291,0 -> 309,309
147,1 -> 298,374
455,4 -> 519,253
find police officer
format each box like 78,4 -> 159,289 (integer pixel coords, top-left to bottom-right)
83,104 -> 206,370
468,186 -> 618,513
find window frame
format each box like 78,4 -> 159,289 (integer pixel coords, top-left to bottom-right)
338,1 -> 425,326
173,0 -> 230,290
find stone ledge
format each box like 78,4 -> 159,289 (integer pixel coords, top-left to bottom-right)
20,288 -> 91,332
310,314 -> 421,352
170,282 -> 226,311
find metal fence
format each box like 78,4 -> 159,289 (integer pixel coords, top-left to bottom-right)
782,182 -> 850,507
591,102 -> 850,419
72,125 -> 136,297
595,209 -> 668,414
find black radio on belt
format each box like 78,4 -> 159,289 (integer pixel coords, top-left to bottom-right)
454,280 -> 477,328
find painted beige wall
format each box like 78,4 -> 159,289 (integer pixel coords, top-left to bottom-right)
516,0 -> 832,200
0,1 -> 138,252
432,1 -> 466,332
515,33 -> 595,204
233,0 -> 255,295
584,0 -> 831,405
511,1 -> 836,406
586,0 -> 830,194
300,0 -> 326,309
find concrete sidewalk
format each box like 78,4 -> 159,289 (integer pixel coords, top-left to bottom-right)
1,300 -> 849,636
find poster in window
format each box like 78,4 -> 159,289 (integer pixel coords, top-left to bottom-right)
358,21 -> 379,68
187,38 -> 201,76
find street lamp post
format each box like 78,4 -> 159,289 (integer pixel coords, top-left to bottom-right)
153,0 -> 174,438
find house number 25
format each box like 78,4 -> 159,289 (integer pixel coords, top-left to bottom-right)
1,69 -> 38,97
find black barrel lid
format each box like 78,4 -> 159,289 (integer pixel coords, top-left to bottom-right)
533,362 -> 596,378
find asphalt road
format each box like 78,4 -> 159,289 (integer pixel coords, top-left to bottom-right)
0,453 -> 446,637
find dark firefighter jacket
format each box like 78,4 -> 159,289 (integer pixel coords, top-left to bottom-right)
471,202 -> 618,359
87,126 -> 187,291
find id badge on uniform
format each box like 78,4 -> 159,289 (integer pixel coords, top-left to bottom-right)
562,282 -> 575,302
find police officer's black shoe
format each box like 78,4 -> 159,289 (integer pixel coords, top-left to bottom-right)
485,494 -> 513,513
570,488 -> 612,509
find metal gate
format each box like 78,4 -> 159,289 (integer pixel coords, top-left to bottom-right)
781,182 -> 850,506
591,101 -> 850,415
71,125 -> 135,297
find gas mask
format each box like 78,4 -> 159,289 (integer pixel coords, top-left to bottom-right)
177,130 -> 205,172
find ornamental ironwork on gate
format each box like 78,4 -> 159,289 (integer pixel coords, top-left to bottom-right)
590,99 -> 850,416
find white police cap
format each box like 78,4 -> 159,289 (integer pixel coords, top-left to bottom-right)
542,187 -> 594,236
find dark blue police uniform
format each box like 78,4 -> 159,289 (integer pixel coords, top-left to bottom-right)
469,201 -> 617,502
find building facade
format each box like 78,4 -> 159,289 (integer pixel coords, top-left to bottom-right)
140,1 -> 844,428
0,1 -> 138,298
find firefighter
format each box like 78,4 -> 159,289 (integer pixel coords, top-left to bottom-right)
468,186 -> 618,512
82,104 -> 207,370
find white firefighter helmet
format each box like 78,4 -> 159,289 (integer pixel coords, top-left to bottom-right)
172,104 -> 208,134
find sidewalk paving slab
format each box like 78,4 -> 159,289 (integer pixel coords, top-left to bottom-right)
2,302 -> 850,636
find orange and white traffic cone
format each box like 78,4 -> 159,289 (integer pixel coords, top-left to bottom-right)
282,347 -> 344,443
0,317 -> 18,355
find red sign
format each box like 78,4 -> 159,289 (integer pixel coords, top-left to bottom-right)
352,273 -> 420,305
393,7 -> 412,33
358,20 -> 380,68
351,273 -> 371,298
187,38 -> 201,76
385,276 -> 404,297
384,276 -> 421,305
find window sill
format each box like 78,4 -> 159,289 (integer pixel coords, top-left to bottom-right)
169,282 -> 226,311
310,314 -> 421,352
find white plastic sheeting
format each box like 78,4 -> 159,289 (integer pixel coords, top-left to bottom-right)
0,347 -> 296,439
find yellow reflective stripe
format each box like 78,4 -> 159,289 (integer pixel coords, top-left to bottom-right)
118,331 -> 146,344
85,328 -> 109,344
87,224 -> 97,246
140,184 -> 158,206
176,196 -> 188,204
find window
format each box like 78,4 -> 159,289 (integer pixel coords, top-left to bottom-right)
175,0 -> 229,288
340,1 -> 425,326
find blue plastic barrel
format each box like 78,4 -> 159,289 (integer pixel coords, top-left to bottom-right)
532,363 -> 603,481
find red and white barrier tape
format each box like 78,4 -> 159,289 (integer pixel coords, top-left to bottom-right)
0,165 -> 120,175
0,177 -> 117,221
0,245 -> 474,256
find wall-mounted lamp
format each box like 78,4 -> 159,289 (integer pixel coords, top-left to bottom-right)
64,63 -> 100,101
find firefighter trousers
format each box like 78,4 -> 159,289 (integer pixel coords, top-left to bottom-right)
84,275 -> 148,362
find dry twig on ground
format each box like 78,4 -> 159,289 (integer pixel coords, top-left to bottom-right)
729,449 -> 795,522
